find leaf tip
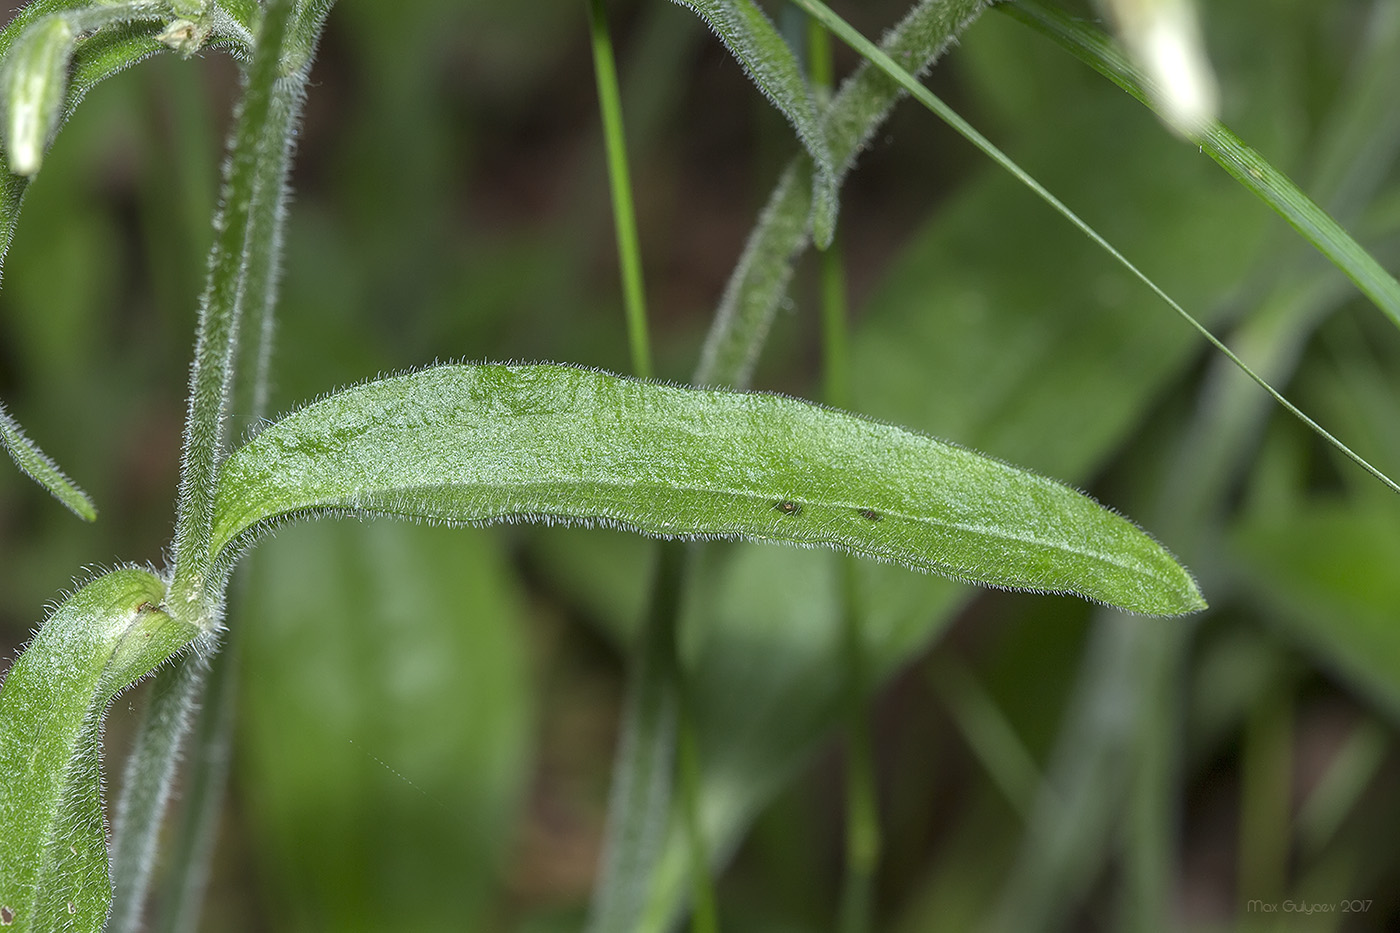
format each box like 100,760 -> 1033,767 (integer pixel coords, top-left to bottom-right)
69,495 -> 98,523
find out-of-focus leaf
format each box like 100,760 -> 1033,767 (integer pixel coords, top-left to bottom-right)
213,363 -> 1204,616
1232,500 -> 1400,723
0,568 -> 197,933
237,521 -> 531,932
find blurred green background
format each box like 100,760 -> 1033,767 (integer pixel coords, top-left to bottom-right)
2,0 -> 1399,930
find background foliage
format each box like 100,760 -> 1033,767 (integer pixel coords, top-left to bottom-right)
1,0 -> 1398,930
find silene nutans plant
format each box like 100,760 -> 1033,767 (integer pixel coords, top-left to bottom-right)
1,0 -> 1398,930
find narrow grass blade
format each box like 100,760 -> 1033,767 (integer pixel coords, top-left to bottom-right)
213,363 -> 1204,615
1002,0 -> 1400,331
0,397 -> 95,519
0,569 -> 199,933
790,0 -> 1400,498
588,0 -> 653,379
695,0 -> 989,387
672,0 -> 837,247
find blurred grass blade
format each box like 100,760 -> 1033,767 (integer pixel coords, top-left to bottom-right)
0,569 -> 199,933
213,363 -> 1204,615
696,0 -> 988,386
1003,0 -> 1400,330
588,0 -> 653,379
790,0 -> 1400,498
0,396 -> 96,520
586,544 -> 687,933
673,0 -> 838,247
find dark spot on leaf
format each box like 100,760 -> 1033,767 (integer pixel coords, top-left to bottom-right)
2,905 -> 14,925
858,508 -> 882,522
772,500 -> 802,516
136,601 -> 159,613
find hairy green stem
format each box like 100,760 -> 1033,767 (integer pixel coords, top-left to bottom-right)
232,73 -> 305,437
151,631 -> 239,933
587,0 -> 653,380
169,0 -> 292,621
108,646 -> 212,933
109,6 -> 306,929
152,62 -> 310,932
694,0 -> 989,388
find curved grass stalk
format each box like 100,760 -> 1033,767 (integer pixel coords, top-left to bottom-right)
789,0 -> 1400,498
1002,0 -> 1400,330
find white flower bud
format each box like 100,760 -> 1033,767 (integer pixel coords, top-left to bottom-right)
1100,0 -> 1219,138
4,16 -> 76,178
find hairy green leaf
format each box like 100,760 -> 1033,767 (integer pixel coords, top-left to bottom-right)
671,0 -> 837,247
1002,0 -> 1400,331
0,569 -> 198,933
0,396 -> 95,519
212,363 -> 1203,615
